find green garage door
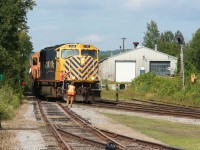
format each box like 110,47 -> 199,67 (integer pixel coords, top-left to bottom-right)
150,61 -> 170,76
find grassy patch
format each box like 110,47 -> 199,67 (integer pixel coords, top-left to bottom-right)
103,113 -> 200,150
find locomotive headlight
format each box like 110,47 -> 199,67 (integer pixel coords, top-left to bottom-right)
91,76 -> 95,80
80,57 -> 85,65
72,76 -> 75,80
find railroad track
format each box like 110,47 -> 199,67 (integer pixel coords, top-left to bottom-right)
90,99 -> 200,119
98,129 -> 182,150
38,101 -> 127,150
37,100 -> 182,150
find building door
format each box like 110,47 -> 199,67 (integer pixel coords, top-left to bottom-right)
116,61 -> 136,82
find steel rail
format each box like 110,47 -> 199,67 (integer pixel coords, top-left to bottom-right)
56,126 -> 106,149
121,101 -> 200,114
118,102 -> 200,118
118,99 -> 200,115
131,98 -> 200,110
37,101 -> 72,150
58,102 -> 128,150
92,99 -> 200,119
91,103 -> 200,119
96,99 -> 200,112
119,103 -> 200,118
99,129 -> 183,150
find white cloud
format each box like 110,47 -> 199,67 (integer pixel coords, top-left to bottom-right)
78,34 -> 103,43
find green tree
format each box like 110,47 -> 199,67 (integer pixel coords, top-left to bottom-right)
160,31 -> 174,43
0,0 -> 36,88
143,20 -> 160,49
157,31 -> 180,57
0,0 -> 35,50
185,28 -> 200,71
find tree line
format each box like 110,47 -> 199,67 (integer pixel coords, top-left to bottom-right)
143,20 -> 200,76
0,0 -> 36,89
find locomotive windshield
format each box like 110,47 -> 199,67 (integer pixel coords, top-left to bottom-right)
62,49 -> 79,58
81,50 -> 97,58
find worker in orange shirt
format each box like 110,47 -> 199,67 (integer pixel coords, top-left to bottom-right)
66,82 -> 76,108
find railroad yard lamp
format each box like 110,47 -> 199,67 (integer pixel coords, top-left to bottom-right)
175,34 -> 185,91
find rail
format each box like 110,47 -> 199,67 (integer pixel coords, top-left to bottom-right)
91,99 -> 200,119
58,102 -> 127,150
37,101 -> 72,150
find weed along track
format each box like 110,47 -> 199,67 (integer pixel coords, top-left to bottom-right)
37,100 -> 183,150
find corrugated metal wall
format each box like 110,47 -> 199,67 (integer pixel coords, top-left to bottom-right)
99,46 -> 178,81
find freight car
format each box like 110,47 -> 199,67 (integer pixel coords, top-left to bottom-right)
30,43 -> 101,102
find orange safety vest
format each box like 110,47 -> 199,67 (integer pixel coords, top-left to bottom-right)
67,85 -> 76,96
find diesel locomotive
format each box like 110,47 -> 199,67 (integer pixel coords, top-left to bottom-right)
30,43 -> 101,102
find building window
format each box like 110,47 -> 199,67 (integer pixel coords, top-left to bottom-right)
150,61 -> 170,76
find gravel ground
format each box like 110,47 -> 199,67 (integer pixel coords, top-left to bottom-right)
1,100 -> 48,150
71,103 -> 200,144
71,104 -> 163,144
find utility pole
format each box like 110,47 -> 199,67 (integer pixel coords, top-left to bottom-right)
121,37 -> 126,52
175,34 -> 185,91
180,45 -> 185,91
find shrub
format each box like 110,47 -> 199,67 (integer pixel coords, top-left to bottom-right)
130,72 -> 200,106
0,85 -> 23,119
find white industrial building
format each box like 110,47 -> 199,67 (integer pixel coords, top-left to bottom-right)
99,46 -> 178,82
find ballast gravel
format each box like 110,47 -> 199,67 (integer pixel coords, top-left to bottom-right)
71,103 -> 200,144
1,100 -> 49,150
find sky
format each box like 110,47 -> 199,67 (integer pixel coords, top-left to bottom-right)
27,0 -> 200,52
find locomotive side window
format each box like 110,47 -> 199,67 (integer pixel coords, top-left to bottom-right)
33,58 -> 37,65
62,49 -> 79,58
81,50 -> 97,59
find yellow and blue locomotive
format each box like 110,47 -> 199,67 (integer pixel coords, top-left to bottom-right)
30,43 -> 101,101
